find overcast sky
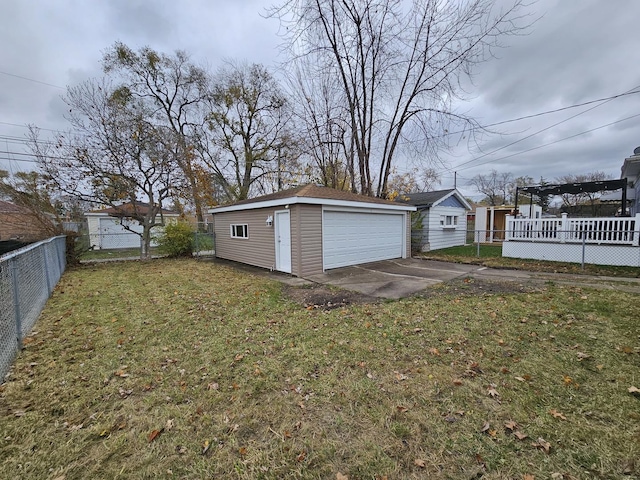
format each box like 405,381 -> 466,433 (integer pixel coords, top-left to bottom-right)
1,0 -> 639,198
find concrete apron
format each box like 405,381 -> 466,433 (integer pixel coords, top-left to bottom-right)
305,258 -> 479,299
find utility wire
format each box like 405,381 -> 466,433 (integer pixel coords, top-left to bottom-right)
456,112 -> 640,174
0,70 -> 65,89
445,84 -> 640,172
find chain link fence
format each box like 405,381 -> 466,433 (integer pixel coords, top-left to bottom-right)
1,236 -> 66,380
78,222 -> 215,261
466,225 -> 640,269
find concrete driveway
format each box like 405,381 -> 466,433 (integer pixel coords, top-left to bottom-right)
305,258 -> 483,299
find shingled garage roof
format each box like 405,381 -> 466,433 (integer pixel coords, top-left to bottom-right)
87,201 -> 178,217
210,184 -> 415,213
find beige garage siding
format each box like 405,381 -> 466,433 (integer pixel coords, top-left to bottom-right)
213,207 -> 276,271
291,204 -> 323,277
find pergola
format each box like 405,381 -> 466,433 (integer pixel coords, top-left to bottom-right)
514,178 -> 628,216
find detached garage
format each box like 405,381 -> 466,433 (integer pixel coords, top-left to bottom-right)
86,202 -> 180,250
210,185 -> 415,277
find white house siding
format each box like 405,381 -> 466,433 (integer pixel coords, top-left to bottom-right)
213,207 -> 276,270
422,205 -> 468,251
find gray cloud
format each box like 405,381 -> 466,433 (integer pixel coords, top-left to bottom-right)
1,0 -> 638,193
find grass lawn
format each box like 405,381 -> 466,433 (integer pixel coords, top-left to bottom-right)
422,244 -> 640,278
78,247 -> 163,261
1,259 -> 639,479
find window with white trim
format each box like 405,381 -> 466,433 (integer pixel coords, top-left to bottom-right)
230,224 -> 248,238
440,215 -> 458,228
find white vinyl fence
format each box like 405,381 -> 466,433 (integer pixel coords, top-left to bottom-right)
503,214 -> 640,267
0,236 -> 66,380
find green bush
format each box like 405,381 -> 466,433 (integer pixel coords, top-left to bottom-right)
156,221 -> 195,257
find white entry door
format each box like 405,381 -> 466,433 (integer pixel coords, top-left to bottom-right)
275,210 -> 292,273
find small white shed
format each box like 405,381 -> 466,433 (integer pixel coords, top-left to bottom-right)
86,202 -> 179,250
400,189 -> 471,251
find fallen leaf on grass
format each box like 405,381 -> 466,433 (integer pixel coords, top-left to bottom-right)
576,352 -> 590,361
239,447 -> 247,456
487,386 -> 500,398
397,405 -> 409,413
504,420 -> 517,431
628,386 -> 640,395
514,431 -> 528,440
480,421 -> 491,433
549,409 -> 567,420
452,378 -> 463,386
118,388 -> 133,399
531,437 -> 551,453
201,440 -> 210,455
296,450 -> 306,462
524,474 -> 535,480
414,459 -> 426,468
165,419 -> 174,431
176,445 -> 187,454
148,428 -> 163,442
336,473 -> 349,480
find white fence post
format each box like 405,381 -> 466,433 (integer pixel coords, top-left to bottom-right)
633,213 -> 640,247
505,215 -> 513,241
560,213 -> 569,243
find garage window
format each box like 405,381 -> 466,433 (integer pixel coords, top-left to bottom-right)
440,215 -> 458,228
230,224 -> 248,238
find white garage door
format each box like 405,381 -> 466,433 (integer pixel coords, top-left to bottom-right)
323,210 -> 404,270
99,218 -> 142,249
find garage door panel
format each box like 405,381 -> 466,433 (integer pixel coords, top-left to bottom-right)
99,218 -> 143,249
323,211 -> 404,269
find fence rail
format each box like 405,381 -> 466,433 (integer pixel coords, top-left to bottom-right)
1,236 -> 66,381
505,213 -> 640,246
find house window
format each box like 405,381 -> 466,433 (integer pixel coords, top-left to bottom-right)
440,215 -> 458,228
230,224 -> 248,238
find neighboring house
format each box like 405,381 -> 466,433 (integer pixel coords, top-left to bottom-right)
475,204 -> 542,242
85,202 -> 180,250
398,189 -> 472,251
622,147 -> 640,215
209,184 -> 416,277
0,200 -> 51,241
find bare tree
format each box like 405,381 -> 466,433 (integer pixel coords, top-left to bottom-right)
202,62 -> 294,201
269,0 -> 531,197
102,42 -> 210,221
288,57 -> 355,191
32,80 -> 180,260
387,167 -> 440,199
556,171 -> 611,215
470,169 -> 513,205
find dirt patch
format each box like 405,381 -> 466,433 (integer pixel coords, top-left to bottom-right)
283,283 -> 377,310
416,276 -> 545,299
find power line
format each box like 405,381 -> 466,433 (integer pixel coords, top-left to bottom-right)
456,112 -> 640,174
446,84 -> 640,172
0,70 -> 65,90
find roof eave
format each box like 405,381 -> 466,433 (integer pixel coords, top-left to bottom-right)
209,196 -> 416,214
